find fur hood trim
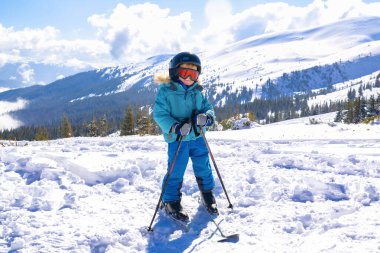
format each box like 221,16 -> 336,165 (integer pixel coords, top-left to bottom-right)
154,72 -> 171,84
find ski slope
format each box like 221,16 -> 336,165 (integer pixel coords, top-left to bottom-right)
1,116 -> 380,252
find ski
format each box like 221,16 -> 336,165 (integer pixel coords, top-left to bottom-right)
198,197 -> 239,243
159,203 -> 192,232
148,198 -> 239,243
162,210 -> 191,232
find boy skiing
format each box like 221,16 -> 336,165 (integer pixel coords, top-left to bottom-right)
153,52 -> 218,223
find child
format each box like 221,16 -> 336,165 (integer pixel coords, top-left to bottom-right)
153,52 -> 218,222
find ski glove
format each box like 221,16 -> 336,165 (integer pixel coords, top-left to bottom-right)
193,113 -> 213,127
173,122 -> 192,136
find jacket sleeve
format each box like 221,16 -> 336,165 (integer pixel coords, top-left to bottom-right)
201,92 -> 216,123
153,86 -> 177,134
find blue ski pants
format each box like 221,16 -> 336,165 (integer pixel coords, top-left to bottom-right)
162,137 -> 215,203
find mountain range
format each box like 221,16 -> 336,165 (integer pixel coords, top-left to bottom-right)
1,16 -> 380,130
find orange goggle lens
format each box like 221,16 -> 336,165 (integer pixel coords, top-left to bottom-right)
178,68 -> 199,81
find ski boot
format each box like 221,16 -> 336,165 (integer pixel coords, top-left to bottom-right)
161,200 -> 190,223
201,191 -> 219,215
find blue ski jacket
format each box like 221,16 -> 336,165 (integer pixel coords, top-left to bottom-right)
153,80 -> 215,143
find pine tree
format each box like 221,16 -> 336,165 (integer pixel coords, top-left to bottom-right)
334,107 -> 344,123
135,110 -> 143,135
344,101 -> 354,124
136,108 -> 153,135
310,105 -> 318,115
273,111 -> 280,122
375,74 -> 380,88
35,127 -> 49,141
300,103 -> 310,117
367,95 -> 377,116
376,94 -> 380,114
87,116 -> 98,137
358,85 -> 363,96
353,98 -> 360,123
347,88 -> 356,100
360,97 -> 367,121
352,97 -> 366,123
99,115 -> 108,137
61,115 -> 73,138
120,106 -> 134,136
151,117 -> 161,135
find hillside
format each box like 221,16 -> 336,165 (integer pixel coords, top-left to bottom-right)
0,17 -> 380,129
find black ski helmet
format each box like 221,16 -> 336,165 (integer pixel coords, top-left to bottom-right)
169,52 -> 201,80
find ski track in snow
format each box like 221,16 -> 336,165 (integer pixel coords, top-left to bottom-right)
1,121 -> 380,252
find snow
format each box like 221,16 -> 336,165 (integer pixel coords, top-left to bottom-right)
308,71 -> 380,107
202,17 -> 380,101
0,87 -> 10,93
1,116 -> 380,252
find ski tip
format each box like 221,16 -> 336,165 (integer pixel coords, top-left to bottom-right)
218,234 -> 239,243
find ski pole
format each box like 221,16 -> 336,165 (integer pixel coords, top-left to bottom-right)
147,136 -> 184,232
199,127 -> 234,209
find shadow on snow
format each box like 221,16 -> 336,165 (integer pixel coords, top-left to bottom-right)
146,205 -> 219,253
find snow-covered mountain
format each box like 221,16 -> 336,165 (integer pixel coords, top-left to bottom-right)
1,115 -> 379,252
1,16 -> 380,129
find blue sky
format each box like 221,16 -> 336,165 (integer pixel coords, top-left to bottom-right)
1,0 -> 380,84
1,0 -> 378,39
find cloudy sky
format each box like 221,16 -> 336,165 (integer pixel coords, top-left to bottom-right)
1,0 -> 380,84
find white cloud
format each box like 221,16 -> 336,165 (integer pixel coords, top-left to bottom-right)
0,24 -> 58,50
88,3 -> 193,61
0,114 -> 23,130
17,63 -> 35,84
0,23 -> 111,72
0,98 -> 28,130
199,0 -> 380,50
198,0 -> 235,50
1,3 -> 192,81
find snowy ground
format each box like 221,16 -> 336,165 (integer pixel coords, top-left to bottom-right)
1,116 -> 380,252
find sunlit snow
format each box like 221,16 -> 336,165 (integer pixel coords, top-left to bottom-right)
1,114 -> 379,252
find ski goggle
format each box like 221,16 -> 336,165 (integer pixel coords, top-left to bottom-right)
178,68 -> 199,81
